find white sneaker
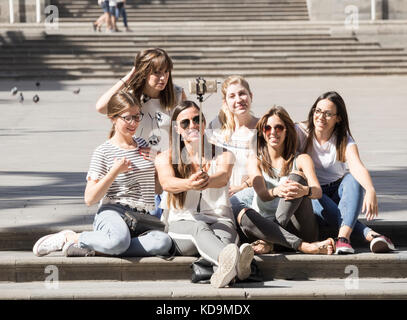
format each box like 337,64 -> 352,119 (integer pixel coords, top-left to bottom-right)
33,230 -> 75,257
210,243 -> 239,288
237,243 -> 254,281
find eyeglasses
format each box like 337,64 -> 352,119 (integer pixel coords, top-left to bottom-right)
263,124 -> 285,135
118,113 -> 144,124
179,115 -> 200,130
314,108 -> 336,119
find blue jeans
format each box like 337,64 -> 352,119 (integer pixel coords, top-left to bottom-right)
115,3 -> 128,27
150,194 -> 163,218
230,187 -> 254,217
79,204 -> 172,256
312,173 -> 371,240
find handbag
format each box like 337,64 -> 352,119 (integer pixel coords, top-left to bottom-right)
122,210 -> 165,237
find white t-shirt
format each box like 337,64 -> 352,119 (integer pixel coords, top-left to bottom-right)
207,116 -> 256,187
136,84 -> 183,152
295,123 -> 355,185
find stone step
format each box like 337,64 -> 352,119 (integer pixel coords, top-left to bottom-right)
3,62 -> 407,71
1,216 -> 405,252
58,17 -> 309,22
2,39 -> 380,50
2,46 -> 401,54
3,69 -> 407,79
1,278 -> 407,299
1,249 -> 406,284
2,52 -> 407,59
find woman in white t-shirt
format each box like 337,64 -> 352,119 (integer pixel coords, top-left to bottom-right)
32,91 -> 173,258
96,48 -> 186,216
297,91 -> 395,254
156,101 -> 254,288
207,76 -> 259,212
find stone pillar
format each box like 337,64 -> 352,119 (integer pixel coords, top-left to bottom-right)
306,0 -> 383,21
0,0 -> 51,23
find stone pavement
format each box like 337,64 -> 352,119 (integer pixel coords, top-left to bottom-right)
0,76 -> 406,242
1,278 -> 407,300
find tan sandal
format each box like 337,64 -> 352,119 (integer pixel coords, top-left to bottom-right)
251,240 -> 273,255
311,238 -> 335,255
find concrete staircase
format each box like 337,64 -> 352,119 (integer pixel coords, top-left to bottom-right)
53,0 -> 310,22
0,0 -> 407,79
1,22 -> 407,79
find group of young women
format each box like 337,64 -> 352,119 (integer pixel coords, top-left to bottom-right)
33,48 -> 395,289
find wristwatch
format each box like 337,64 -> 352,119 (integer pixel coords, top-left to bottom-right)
307,186 -> 312,197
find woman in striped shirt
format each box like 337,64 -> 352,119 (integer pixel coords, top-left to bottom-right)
33,91 -> 173,257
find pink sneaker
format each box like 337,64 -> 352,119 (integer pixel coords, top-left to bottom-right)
370,235 -> 396,253
335,237 -> 355,254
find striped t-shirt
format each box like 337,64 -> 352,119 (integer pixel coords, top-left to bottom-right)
87,137 -> 156,211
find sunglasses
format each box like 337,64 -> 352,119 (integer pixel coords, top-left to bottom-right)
179,115 -> 201,130
263,124 -> 285,135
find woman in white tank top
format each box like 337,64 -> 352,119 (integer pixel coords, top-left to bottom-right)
156,101 -> 254,288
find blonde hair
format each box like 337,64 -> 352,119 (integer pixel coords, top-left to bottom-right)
218,75 -> 253,142
107,91 -> 141,138
126,48 -> 176,112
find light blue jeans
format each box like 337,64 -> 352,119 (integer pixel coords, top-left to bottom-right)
230,187 -> 254,217
78,204 -> 173,256
312,173 -> 372,240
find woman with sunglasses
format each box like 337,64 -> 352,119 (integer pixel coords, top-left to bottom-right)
208,76 -> 259,210
156,101 -> 254,288
297,91 -> 395,254
235,106 -> 336,255
33,91 -> 173,258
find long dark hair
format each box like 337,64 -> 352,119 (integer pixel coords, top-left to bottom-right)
167,100 -> 206,209
126,48 -> 176,112
304,91 -> 352,162
256,106 -> 297,178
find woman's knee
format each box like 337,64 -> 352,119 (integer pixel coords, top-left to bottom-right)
145,230 -> 173,255
237,208 -> 249,225
342,173 -> 363,192
102,233 -> 131,255
289,171 -> 307,184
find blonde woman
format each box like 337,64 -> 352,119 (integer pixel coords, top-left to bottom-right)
208,76 -> 259,209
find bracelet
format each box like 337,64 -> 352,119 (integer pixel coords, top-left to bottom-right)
120,78 -> 127,86
244,181 -> 250,188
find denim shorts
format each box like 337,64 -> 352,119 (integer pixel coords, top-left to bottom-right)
101,0 -> 110,13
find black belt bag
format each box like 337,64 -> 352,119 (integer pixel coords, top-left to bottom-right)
122,210 -> 165,237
